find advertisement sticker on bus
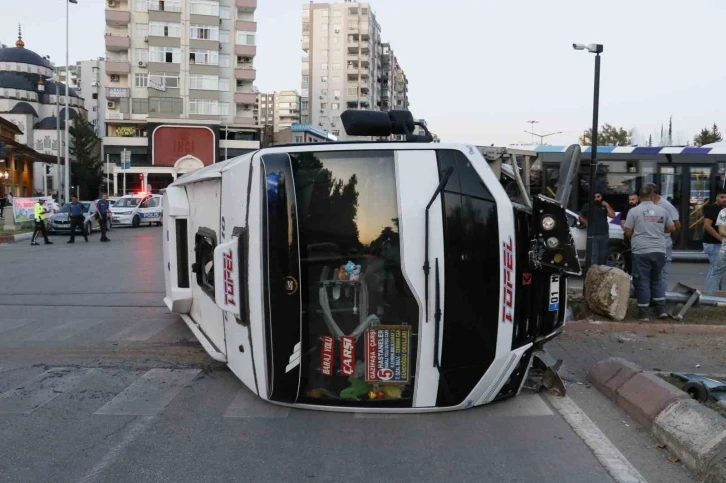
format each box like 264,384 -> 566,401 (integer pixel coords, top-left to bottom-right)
502,237 -> 514,324
364,326 -> 411,384
320,336 -> 334,376
339,336 -> 355,376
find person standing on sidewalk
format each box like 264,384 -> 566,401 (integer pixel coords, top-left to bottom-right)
704,206 -> 726,294
579,191 -> 616,266
67,196 -> 88,244
703,189 -> 726,291
623,185 -> 676,321
96,193 -> 111,242
620,193 -> 639,274
30,199 -> 53,246
644,183 -> 681,293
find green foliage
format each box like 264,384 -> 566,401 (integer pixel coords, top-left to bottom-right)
579,124 -> 633,146
69,113 -> 102,199
693,123 -> 723,147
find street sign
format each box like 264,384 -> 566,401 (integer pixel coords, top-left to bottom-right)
121,150 -> 131,170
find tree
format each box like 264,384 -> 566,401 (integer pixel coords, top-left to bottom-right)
579,124 -> 633,146
693,123 -> 723,147
69,113 -> 102,199
648,134 -> 653,147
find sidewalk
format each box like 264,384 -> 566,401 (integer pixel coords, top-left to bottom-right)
0,231 -> 33,245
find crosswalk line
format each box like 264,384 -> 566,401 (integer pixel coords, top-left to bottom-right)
94,368 -> 200,416
105,319 -> 175,342
223,388 -> 290,419
0,319 -> 34,335
26,319 -> 105,342
0,367 -> 93,414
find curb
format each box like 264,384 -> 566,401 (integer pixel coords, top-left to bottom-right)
567,320 -> 726,335
0,232 -> 32,245
588,358 -> 726,482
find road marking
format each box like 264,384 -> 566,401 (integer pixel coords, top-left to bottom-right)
0,319 -> 34,335
26,319 -> 104,342
76,416 -> 154,483
94,369 -> 200,416
0,367 -> 92,414
223,388 -> 290,419
105,319 -> 174,341
546,393 -> 648,483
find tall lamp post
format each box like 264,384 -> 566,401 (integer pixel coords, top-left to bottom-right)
523,130 -> 563,145
573,42 -> 603,274
64,0 -> 78,205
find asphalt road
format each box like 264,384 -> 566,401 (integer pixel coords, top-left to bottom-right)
0,226 -> 697,483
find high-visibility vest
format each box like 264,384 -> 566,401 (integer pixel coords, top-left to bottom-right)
34,202 -> 45,221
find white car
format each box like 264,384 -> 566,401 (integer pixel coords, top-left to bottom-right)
566,210 -> 630,272
110,193 -> 163,228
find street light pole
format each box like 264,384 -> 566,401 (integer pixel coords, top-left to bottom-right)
527,120 -> 539,143
523,130 -> 563,145
64,0 -> 78,205
573,43 -> 603,274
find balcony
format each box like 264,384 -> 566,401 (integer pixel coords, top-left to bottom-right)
235,20 -> 257,32
236,0 -> 257,9
235,45 -> 257,57
105,61 -> 130,74
105,9 -> 130,26
347,41 -> 358,53
234,67 -> 256,81
234,92 -> 257,104
234,117 -> 257,126
105,35 -> 130,51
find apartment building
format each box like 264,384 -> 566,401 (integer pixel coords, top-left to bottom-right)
256,90 -> 301,132
55,59 -> 107,135
103,0 -> 260,194
380,42 -> 408,112
301,1 -> 385,139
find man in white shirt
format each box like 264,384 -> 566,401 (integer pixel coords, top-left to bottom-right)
644,184 -> 681,293
704,207 -> 726,294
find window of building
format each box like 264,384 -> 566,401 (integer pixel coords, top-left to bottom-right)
218,77 -> 230,92
135,48 -> 149,63
331,130 -> 340,136
189,49 -> 219,65
333,10 -> 341,17
119,98 -> 130,113
301,100 -> 309,111
190,0 -> 219,16
321,76 -> 327,83
92,93 -> 98,100
320,103 -> 327,109
331,103 -> 339,110
219,5 -> 231,19
136,23 -> 148,38
332,76 -> 341,83
189,74 -> 219,90
92,106 -> 97,112
219,102 -> 229,116
132,98 -> 149,114
302,35 -> 310,44
320,50 -> 328,58
236,31 -> 255,45
219,29 -> 230,43
302,22 -> 310,32
136,0 -> 148,12
135,73 -> 148,87
321,89 -> 328,96
332,24 -> 341,30
219,54 -> 231,67
148,72 -> 179,88
332,63 -> 341,70
189,99 -> 220,115
301,74 -> 309,84
190,24 -> 219,41
149,46 -> 180,63
150,21 -> 181,38
321,62 -> 328,70
330,37 -> 339,44
149,0 -> 181,12
295,135 -> 303,143
149,97 -> 183,114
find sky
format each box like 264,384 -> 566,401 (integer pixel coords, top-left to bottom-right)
2,0 -> 726,146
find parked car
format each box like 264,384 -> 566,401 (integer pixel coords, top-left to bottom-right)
110,193 -> 163,228
47,201 -> 109,235
566,209 -> 630,273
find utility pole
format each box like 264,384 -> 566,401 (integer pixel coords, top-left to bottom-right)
527,120 -> 539,143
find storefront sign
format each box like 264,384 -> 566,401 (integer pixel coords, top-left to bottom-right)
340,336 -> 355,376
108,87 -> 130,98
12,196 -> 54,223
148,79 -> 167,92
106,112 -> 124,120
364,325 -> 411,384
320,336 -> 334,376
152,126 -> 214,167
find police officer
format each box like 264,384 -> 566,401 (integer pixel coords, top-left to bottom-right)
96,193 -> 111,242
67,195 -> 88,243
31,199 -> 53,246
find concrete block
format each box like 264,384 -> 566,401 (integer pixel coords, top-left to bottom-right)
653,399 -> 726,482
584,265 -> 631,321
587,357 -> 642,401
615,372 -> 688,428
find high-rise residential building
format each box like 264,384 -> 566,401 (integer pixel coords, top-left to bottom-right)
103,0 -> 260,194
380,43 -> 408,112
55,59 -> 107,135
256,90 -> 301,132
301,1 -> 385,140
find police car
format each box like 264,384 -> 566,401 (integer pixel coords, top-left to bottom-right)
162,110 -> 581,413
110,193 -> 163,228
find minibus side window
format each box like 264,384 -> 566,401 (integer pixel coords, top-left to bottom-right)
193,228 -> 217,298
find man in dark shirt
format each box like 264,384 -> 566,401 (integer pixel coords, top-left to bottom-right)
579,191 -> 616,266
67,196 -> 88,243
96,193 -> 111,243
703,189 -> 726,291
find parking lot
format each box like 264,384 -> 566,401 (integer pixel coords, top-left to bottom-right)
0,227 -> 702,483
